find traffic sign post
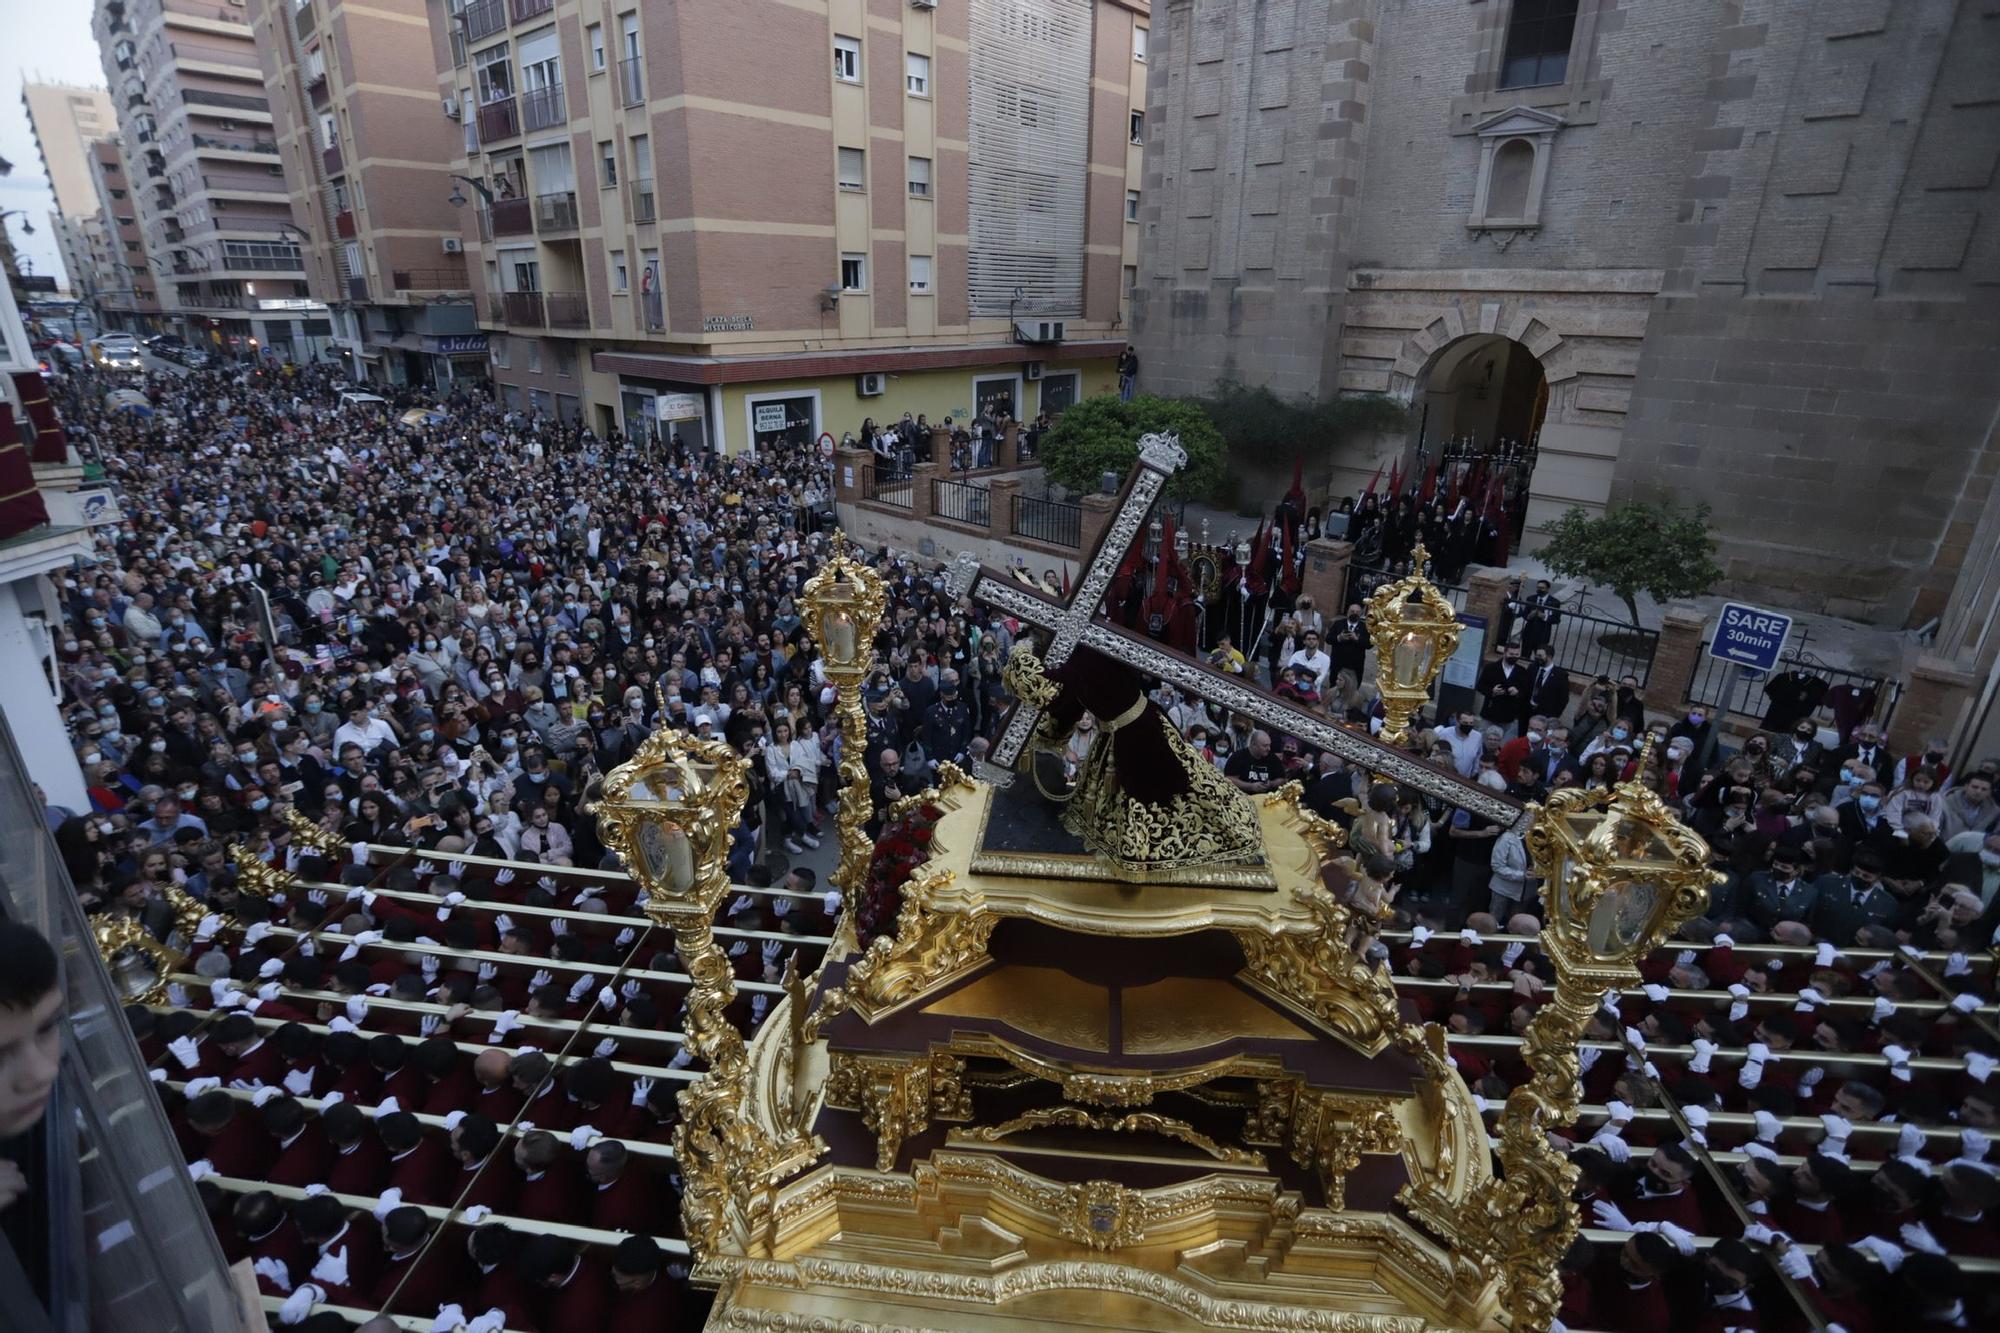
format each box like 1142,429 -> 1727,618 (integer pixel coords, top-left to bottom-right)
1708,602 -> 1794,720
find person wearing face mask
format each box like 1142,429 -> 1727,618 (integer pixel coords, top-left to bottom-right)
1441,711 -> 1484,779
1838,781 -> 1895,853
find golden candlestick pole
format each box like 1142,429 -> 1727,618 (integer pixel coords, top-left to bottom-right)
797,532 -> 888,950
1470,740 -> 1721,1329
1363,542 -> 1461,748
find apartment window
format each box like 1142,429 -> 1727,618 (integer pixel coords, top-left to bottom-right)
611,249 -> 628,292
587,23 -> 605,71
475,43 -> 513,102
527,340 -> 542,373
553,343 -> 575,378
837,146 -> 866,191
1129,111 -> 1144,144
489,333 -> 509,367
840,252 -> 867,291
1133,26 -> 1147,61
317,112 -> 337,150
1499,0 -> 1579,89
905,52 -> 929,96
833,35 -> 861,83
908,254 -> 932,294
907,155 -> 932,197
1123,263 -> 1137,298
598,140 -> 617,186
1125,189 -> 1140,221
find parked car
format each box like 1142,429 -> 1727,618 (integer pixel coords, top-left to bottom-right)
89,336 -> 143,371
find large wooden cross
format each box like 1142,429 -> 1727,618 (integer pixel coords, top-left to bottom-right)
944,434 -> 1528,829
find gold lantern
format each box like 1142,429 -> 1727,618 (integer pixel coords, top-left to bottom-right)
797,532 -> 888,938
1469,740 -> 1721,1330
92,918 -> 183,1007
1362,542 -> 1461,747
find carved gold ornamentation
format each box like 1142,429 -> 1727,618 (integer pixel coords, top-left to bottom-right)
1063,1180 -> 1147,1251
950,1105 -> 1266,1168
227,844 -> 296,900
278,805 -> 346,859
597,728 -> 820,1263
827,1052 -> 934,1172
91,916 -> 182,1006
1362,542 -> 1462,748
1288,1090 -> 1403,1211
814,862 -> 993,1026
160,883 -> 209,953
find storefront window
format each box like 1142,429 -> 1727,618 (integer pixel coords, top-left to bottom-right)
749,393 -> 816,453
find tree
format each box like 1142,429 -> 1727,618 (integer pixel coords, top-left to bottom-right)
1036,393 -> 1226,502
1536,500 -> 1725,627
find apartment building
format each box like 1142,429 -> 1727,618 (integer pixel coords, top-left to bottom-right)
250,0 -> 482,386
18,84 -> 120,299
428,0 -> 1148,450
91,0 -> 331,359
86,138 -> 167,327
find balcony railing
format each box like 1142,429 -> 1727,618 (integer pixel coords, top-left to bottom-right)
520,84 -> 566,131
346,275 -> 369,302
182,89 -> 270,113
392,265 -> 469,291
334,210 -> 356,238
500,290 -> 545,326
508,0 -> 551,21
193,134 -> 279,155
489,196 -> 532,236
475,96 -> 518,143
321,144 -> 342,175
532,190 -> 577,233
631,182 -> 655,223
640,285 -> 664,331
460,0 -> 504,42
617,57 -> 644,107
545,291 -> 588,328
219,254 -> 304,271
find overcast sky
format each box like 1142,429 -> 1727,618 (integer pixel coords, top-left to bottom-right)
3,6 -> 117,288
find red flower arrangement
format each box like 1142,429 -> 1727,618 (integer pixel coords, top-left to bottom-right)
857,803 -> 943,945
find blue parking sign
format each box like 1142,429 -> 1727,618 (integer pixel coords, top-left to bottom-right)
1710,602 -> 1793,672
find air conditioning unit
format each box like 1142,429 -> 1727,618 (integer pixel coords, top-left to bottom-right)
442,98 -> 461,119
1013,318 -> 1065,345
441,236 -> 464,254
911,0 -> 938,8
857,372 -> 886,397
1024,361 -> 1045,381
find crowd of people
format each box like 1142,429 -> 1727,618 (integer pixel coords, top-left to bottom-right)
24,355 -> 2000,1330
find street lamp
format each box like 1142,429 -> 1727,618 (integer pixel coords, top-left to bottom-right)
1363,542 -> 1461,747
445,174 -> 495,209
0,210 -> 35,235
1474,743 -> 1722,1329
798,532 -> 888,929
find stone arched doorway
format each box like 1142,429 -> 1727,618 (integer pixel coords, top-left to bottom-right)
1409,333 -> 1548,544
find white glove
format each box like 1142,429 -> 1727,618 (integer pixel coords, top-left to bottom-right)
1961,1127 -> 1991,1163
1501,942 -> 1527,968
1872,996 -> 1896,1024
538,875 -> 558,892
279,1283 -> 324,1324
1900,943 -> 1922,960
187,1159 -> 217,1181
1746,1041 -> 1770,1064
1641,983 -> 1669,1003
372,1096 -> 400,1120
308,889 -> 330,908
1714,933 -> 1735,948
253,1256 -> 293,1291
465,1311 -> 508,1333
593,1037 -> 619,1059
184,1076 -> 222,1098
477,961 -> 498,982
598,985 -> 617,1010
243,920 -> 273,948
631,1075 -> 655,1108
1776,1246 -> 1812,1280
494,913 -> 516,936
167,1036 -> 202,1070
1738,1056 -> 1766,1090
1754,1110 -> 1784,1143
302,1183 -> 331,1197
1945,952 -> 1972,978
196,914 -> 223,942
148,1068 -> 167,1084
318,1091 -> 344,1110
530,968 -> 554,989
309,1245 -> 349,1288
1897,1123 -> 1927,1159
1794,986 -> 1826,1012
1591,1200 -> 1636,1231
284,1067 -> 315,1095
569,1124 -> 599,1152
1815,942 -> 1837,968
1682,1104 -> 1710,1146
257,982 -> 282,1004
1688,1037 -> 1718,1074
252,1085 -> 284,1108
167,982 -> 191,1008
1900,1222 -> 1947,1256
1622,1026 -> 1647,1054
550,917 -> 569,937
1460,928 -> 1482,945
338,943 -> 361,964
461,1204 -> 493,1224
415,859 -> 440,877
566,974 -> 593,1004
420,1015 -> 442,1037
345,996 -> 368,1025
1409,925 -> 1433,947
1587,1129 -> 1630,1162
1657,1221 -> 1697,1256
352,842 -> 372,867
615,927 -> 637,949
1742,1222 -> 1780,1246
364,983 -> 391,998
353,929 -> 383,946
442,1109 -> 468,1132
1727,983 -> 1750,1023
1951,992 -> 1983,1016
430,1306 -> 467,1333
1605,1099 -> 1635,1126
487,1010 -> 522,1042
620,979 -> 643,1001
1799,1066 -> 1826,1092
327,1017 -> 359,1035
1820,1114 -> 1854,1145
1881,1044 -> 1913,1083
1852,1235 -> 1906,1271
215,989 -> 247,1011
371,1186 -> 404,1221
1967,1051 -> 1997,1083
494,869 -> 515,886
299,936 -> 318,959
